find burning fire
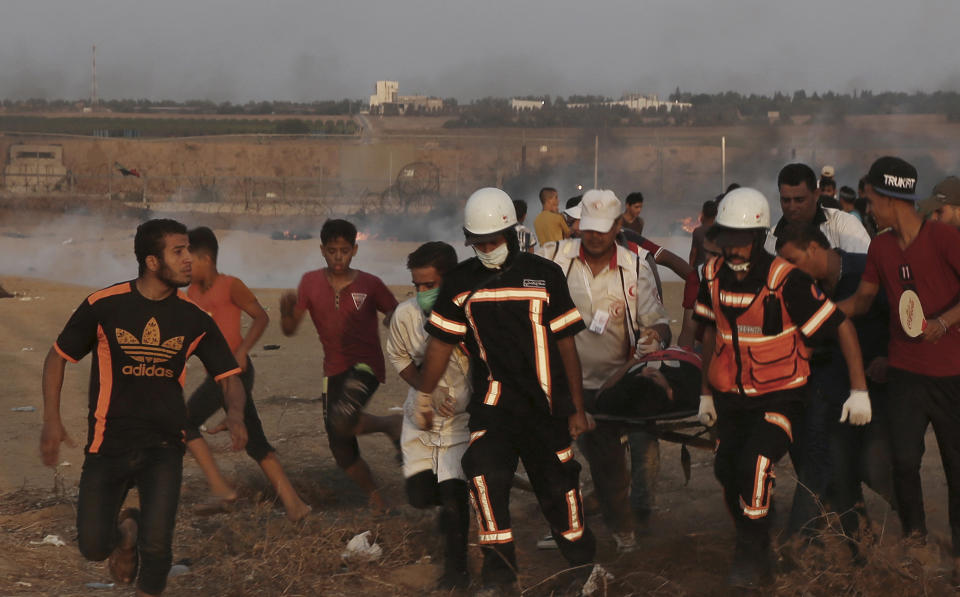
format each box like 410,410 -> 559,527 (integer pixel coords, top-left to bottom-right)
356,231 -> 371,241
678,216 -> 698,234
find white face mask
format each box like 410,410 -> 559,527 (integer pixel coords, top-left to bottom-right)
726,260 -> 751,272
475,243 -> 509,269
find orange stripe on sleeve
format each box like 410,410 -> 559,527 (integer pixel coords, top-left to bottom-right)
87,282 -> 131,305
53,342 -> 79,364
178,332 -> 207,387
214,367 -> 242,382
88,325 -> 113,453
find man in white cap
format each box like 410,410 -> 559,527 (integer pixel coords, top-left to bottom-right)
540,189 -> 671,552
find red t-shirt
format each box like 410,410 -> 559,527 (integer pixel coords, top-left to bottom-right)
296,269 -> 398,381
188,274 -> 258,352
863,221 -> 960,377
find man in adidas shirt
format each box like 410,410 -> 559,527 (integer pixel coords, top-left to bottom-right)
41,219 -> 247,596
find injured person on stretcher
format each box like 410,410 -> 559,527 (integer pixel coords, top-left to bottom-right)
592,346 -> 703,421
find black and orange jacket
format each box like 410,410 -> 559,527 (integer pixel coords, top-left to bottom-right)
694,254 -> 845,398
55,281 -> 240,455
426,252 -> 585,417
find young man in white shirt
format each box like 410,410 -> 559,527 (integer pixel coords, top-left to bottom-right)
385,241 -> 471,590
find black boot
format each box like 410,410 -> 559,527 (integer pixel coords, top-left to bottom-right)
728,526 -> 774,589
438,480 -> 470,590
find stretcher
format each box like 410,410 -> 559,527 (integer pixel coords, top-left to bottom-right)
592,410 -> 716,485
592,410 -> 715,450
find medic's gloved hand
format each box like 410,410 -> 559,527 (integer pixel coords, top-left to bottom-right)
633,329 -> 661,358
413,391 -> 435,430
698,394 -> 717,427
839,389 -> 872,426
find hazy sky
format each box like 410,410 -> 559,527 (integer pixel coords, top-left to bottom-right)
2,0 -> 958,103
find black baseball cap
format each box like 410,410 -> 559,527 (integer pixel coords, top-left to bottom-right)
865,156 -> 919,201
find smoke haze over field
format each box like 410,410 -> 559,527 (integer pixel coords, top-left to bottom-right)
1,1 -> 959,102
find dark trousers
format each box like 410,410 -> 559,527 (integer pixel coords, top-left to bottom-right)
826,382 -> 896,542
787,375 -> 837,535
322,366 -> 380,469
715,395 -> 802,559
787,373 -> 896,538
627,430 -> 660,518
77,443 -> 183,595
406,472 -> 470,577
578,390 -> 634,535
888,368 -> 960,555
462,406 -> 596,585
185,362 -> 274,462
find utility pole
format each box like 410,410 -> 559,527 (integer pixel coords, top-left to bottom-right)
593,135 -> 599,189
721,136 -> 726,192
91,45 -> 98,111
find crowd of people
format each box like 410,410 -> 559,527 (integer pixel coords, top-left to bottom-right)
37,154 -> 960,595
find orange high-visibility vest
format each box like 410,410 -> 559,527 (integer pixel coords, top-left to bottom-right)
703,256 -> 810,396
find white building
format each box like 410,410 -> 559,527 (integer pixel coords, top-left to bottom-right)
370,81 -> 399,109
510,99 -> 545,111
567,94 -> 692,113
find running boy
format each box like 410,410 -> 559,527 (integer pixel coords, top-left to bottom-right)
385,241 -> 471,589
279,219 -> 401,511
40,219 -> 247,596
184,226 -> 311,521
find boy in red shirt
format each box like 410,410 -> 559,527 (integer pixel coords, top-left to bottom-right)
840,156 -> 960,579
184,227 -> 311,521
280,219 -> 401,511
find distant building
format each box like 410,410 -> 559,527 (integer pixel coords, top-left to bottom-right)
510,99 -> 545,111
566,93 -> 692,113
369,81 -> 442,114
3,144 -> 68,193
370,81 -> 399,110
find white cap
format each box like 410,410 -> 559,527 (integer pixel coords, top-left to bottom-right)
579,189 -> 622,233
821,165 -> 835,178
564,203 -> 582,220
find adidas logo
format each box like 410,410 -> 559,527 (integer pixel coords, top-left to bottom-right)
116,318 -> 183,377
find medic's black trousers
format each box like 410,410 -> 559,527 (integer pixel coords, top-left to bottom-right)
714,390 -> 803,558
462,405 -> 596,585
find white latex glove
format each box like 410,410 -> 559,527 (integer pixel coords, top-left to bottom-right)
839,389 -> 872,426
413,391 -> 434,430
698,394 -> 717,427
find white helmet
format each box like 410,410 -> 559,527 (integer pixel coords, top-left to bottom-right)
715,187 -> 770,229
463,187 -> 517,242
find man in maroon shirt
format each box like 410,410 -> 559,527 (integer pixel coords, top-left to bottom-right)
839,157 -> 960,579
280,219 -> 401,511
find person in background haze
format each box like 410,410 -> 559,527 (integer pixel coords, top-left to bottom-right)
513,199 -> 538,252
917,176 -> 960,228
183,226 -> 311,522
690,199 -> 718,270
622,192 -> 645,235
533,187 -> 569,246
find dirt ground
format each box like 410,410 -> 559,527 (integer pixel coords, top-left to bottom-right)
1,214 -> 959,596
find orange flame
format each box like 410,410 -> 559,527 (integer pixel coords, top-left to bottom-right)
679,216 -> 698,234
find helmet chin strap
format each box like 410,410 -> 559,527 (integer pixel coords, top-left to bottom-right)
726,260 -> 751,272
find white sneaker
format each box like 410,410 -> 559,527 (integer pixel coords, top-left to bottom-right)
612,531 -> 637,553
536,533 -> 558,550
581,564 -> 614,596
